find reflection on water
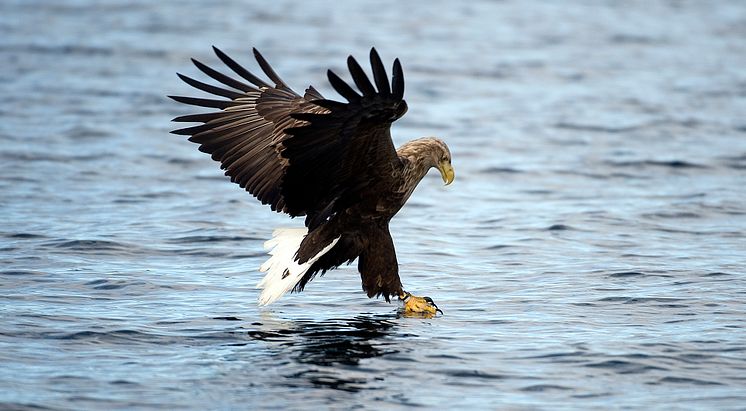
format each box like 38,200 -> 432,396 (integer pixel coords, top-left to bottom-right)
246,314 -> 399,392
249,314 -> 399,367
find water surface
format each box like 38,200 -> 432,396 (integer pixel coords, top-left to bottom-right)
1,0 -> 746,409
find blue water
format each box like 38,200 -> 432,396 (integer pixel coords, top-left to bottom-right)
2,0 -> 746,409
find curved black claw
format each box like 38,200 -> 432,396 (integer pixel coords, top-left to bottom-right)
423,297 -> 443,314
399,292 -> 442,317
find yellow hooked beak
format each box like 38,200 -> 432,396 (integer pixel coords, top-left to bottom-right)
437,160 -> 455,185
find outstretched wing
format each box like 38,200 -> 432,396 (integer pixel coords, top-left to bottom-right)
283,48 -> 408,228
169,48 -> 407,228
169,47 -> 325,214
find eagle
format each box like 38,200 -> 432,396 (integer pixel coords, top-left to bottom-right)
169,47 -> 454,316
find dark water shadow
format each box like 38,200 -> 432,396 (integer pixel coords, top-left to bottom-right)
241,313 -> 402,392
246,314 -> 400,366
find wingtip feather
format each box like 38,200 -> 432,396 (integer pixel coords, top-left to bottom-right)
327,69 -> 361,102
392,58 -> 405,100
253,48 -> 289,89
212,46 -> 272,89
347,54 -> 376,97
369,48 -> 391,96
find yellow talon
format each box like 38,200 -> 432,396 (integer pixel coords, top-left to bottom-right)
399,292 -> 442,318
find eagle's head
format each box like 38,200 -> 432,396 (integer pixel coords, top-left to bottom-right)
417,137 -> 454,185
430,138 -> 454,186
397,137 -> 454,185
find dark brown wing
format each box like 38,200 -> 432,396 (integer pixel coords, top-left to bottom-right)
169,48 -> 406,228
168,47 -> 326,214
283,48 -> 408,229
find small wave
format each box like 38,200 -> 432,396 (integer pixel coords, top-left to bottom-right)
0,401 -> 59,411
484,244 -> 512,250
109,380 -> 141,386
1,270 -> 46,276
172,248 -> 260,259
585,359 -> 666,374
138,191 -> 182,199
521,189 -> 554,195
112,198 -> 144,204
642,211 -> 702,219
605,159 -> 708,169
84,279 -> 142,290
45,239 -> 135,254
479,166 -> 523,174
597,296 -> 687,305
657,376 -> 723,386
547,224 -> 572,231
522,351 -> 586,360
47,375 -> 94,383
0,151 -> 110,163
702,272 -> 731,277
435,369 -> 505,380
3,232 -> 47,239
607,172 -> 652,179
53,329 -> 161,344
167,157 -> 200,165
194,175 -> 229,181
608,271 -> 646,278
555,122 -> 644,133
167,235 -> 262,244
608,34 -> 662,44
0,43 -> 112,56
424,353 -> 465,360
63,125 -> 112,140
521,384 -> 572,392
0,43 -> 167,59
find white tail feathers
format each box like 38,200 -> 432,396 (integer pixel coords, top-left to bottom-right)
257,228 -> 340,306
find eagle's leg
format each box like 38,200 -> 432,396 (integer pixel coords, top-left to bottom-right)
398,291 -> 442,316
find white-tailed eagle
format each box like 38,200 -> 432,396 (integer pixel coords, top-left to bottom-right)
169,48 -> 453,315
